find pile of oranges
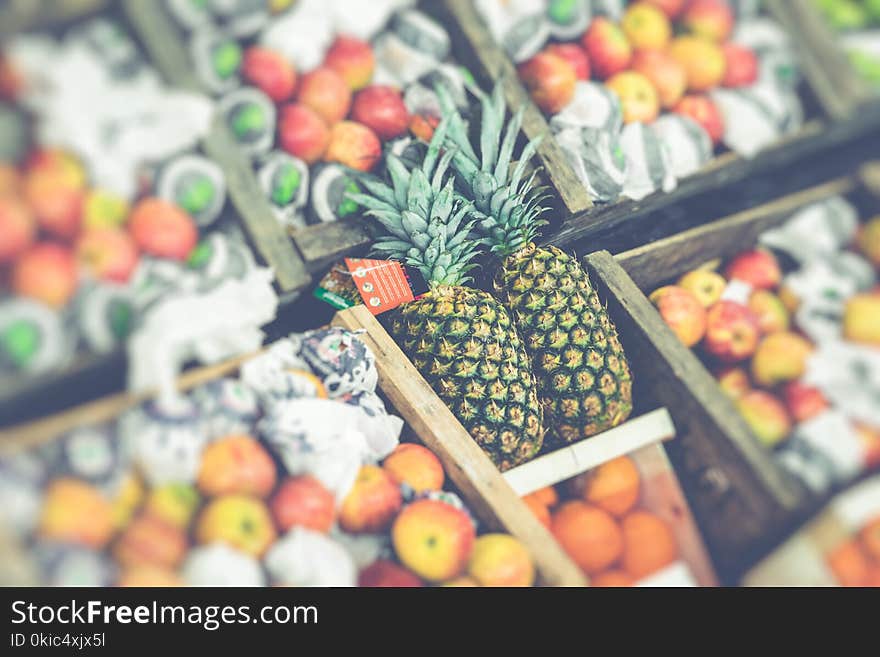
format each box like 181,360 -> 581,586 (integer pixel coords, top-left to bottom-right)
825,516 -> 880,587
523,455 -> 679,586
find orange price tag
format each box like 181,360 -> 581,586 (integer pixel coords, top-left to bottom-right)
344,258 -> 415,315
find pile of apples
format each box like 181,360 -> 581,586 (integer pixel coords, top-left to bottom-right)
0,149 -> 198,311
242,36 -> 415,174
649,216 -> 880,458
518,0 -> 758,145
30,432 -> 534,587
522,455 -> 687,587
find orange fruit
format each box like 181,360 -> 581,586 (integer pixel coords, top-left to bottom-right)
620,510 -> 678,580
859,516 -> 880,562
827,540 -> 870,587
529,486 -> 558,508
522,495 -> 551,529
581,456 -> 641,517
590,569 -> 635,587
550,501 -> 623,575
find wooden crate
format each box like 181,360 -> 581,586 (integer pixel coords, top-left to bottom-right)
769,0 -> 877,120
0,0 -> 109,38
605,165 -> 880,578
437,0 -> 837,227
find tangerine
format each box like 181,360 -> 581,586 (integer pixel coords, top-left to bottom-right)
620,510 -> 678,580
582,456 -> 641,517
827,540 -> 870,587
590,569 -> 635,587
550,501 -> 623,575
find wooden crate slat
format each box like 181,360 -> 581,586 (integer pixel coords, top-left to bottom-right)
441,0 -> 592,217
332,305 -> 587,587
0,349 -> 260,456
292,218 -> 371,271
0,0 -> 108,38
503,408 -> 675,496
123,0 -> 312,294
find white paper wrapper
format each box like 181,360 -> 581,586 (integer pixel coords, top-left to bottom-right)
7,31 -> 213,200
555,126 -> 626,203
804,341 -> 880,429
259,398 -> 400,500
264,527 -> 357,587
791,410 -> 865,484
620,122 -> 677,201
258,0 -> 333,72
329,528 -> 391,570
650,114 -> 713,180
759,197 -> 860,263
710,84 -> 800,158
550,81 -> 623,135
475,0 -> 549,63
372,32 -> 442,87
127,267 -> 279,401
183,543 -> 266,586
329,0 -> 414,41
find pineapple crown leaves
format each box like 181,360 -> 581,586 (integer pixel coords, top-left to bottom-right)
434,81 -> 552,258
344,117 -> 486,287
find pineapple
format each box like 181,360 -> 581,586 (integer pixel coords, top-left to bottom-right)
348,119 -> 544,470
437,83 -> 633,443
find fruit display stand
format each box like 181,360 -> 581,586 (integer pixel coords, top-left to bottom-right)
435,0 -> 842,241
606,166 -> 880,577
743,475 -> 880,586
769,0 -> 878,120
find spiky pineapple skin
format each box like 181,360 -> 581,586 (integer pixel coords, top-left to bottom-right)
389,284 -> 544,471
494,243 -> 633,444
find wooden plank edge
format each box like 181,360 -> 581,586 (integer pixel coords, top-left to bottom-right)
0,0 -> 109,39
332,305 -> 588,587
504,408 -> 676,496
0,349 -> 260,455
440,0 -> 593,218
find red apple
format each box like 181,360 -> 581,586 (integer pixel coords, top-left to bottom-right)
198,435 -> 278,498
12,242 -> 78,308
296,66 -> 351,125
323,120 -> 381,172
683,0 -> 735,42
0,196 -> 35,264
782,381 -> 829,423
76,227 -> 139,283
242,46 -> 297,102
324,35 -> 375,91
748,289 -> 790,334
382,443 -> 445,494
736,390 -> 792,447
24,170 -> 83,241
703,300 -> 760,363
409,114 -> 439,142
621,2 -> 672,50
351,85 -> 410,141
724,249 -> 782,290
669,35 -> 726,92
606,70 -> 661,124
632,49 -> 687,109
358,559 -> 423,587
674,94 -> 724,145
128,198 -> 198,261
270,475 -> 336,533
518,51 -> 576,114
649,285 -> 707,347
339,465 -> 402,534
714,365 -> 751,399
545,43 -> 591,80
722,43 -> 758,88
114,513 -> 188,570
582,18 -> 632,80
751,331 -> 814,388
391,499 -> 475,582
26,148 -> 86,190
279,103 -> 330,164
